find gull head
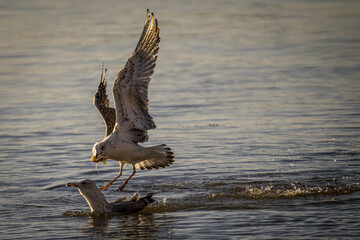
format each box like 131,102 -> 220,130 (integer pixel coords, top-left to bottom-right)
66,179 -> 97,192
90,141 -> 108,165
66,179 -> 110,212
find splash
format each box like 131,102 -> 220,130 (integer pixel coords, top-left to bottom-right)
207,182 -> 359,200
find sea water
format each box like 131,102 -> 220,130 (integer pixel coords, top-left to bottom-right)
1,0 -> 360,239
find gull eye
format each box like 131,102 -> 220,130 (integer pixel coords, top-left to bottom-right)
100,145 -> 105,151
81,182 -> 87,185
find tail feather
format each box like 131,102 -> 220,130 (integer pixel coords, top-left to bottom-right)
110,192 -> 157,212
140,192 -> 158,204
135,144 -> 174,170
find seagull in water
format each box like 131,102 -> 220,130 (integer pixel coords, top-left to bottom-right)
66,179 -> 155,213
91,9 -> 174,191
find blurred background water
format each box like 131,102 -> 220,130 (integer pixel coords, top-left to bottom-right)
1,0 -> 360,239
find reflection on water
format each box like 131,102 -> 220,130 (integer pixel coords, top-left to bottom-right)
1,0 -> 360,239
86,213 -> 170,239
61,212 -> 174,239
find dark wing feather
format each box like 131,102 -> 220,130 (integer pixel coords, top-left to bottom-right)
110,193 -> 155,213
93,65 -> 116,137
112,9 -> 160,143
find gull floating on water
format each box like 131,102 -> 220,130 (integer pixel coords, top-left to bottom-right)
91,9 -> 174,191
66,179 -> 155,213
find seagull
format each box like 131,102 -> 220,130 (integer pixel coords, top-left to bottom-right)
90,9 -> 174,191
66,179 -> 156,213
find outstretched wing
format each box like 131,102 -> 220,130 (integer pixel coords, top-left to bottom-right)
112,9 -> 160,143
93,65 -> 116,137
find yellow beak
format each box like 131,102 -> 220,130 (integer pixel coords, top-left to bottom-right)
90,154 -> 107,166
90,155 -> 97,162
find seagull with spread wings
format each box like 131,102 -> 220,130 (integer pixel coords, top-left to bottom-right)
91,10 -> 174,191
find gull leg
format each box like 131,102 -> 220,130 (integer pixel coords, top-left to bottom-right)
117,165 -> 136,192
102,162 -> 124,191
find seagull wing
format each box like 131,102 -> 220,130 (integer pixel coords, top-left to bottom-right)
110,193 -> 155,213
112,9 -> 160,143
93,65 -> 116,137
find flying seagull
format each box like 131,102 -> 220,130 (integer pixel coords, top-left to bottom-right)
91,9 -> 174,191
66,179 -> 155,213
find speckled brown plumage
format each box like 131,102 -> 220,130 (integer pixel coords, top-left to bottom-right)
93,67 -> 116,137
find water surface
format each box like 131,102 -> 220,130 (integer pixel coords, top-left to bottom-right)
1,0 -> 360,239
